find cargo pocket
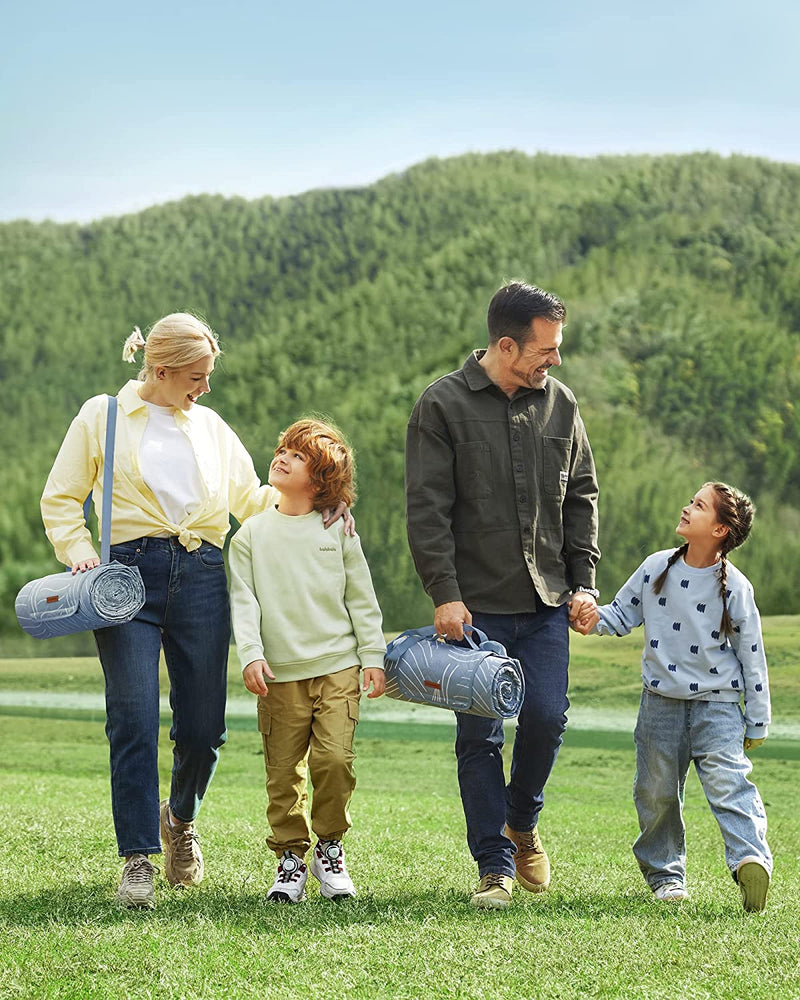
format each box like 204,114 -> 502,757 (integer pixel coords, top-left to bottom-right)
257,699 -> 272,761
543,436 -> 571,497
344,697 -> 360,751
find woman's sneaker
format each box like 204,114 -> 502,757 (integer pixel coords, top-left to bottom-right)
160,800 -> 204,887
117,854 -> 157,909
267,851 -> 308,903
653,881 -> 689,901
310,840 -> 356,899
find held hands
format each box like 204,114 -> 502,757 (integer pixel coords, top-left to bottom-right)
569,593 -> 599,635
71,557 -> 101,576
243,658 -> 276,696
744,736 -> 767,751
362,668 -> 386,699
434,601 -> 473,641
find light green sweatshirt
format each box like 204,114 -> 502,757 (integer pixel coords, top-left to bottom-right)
229,506 -> 386,681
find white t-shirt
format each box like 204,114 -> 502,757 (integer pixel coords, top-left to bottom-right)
140,401 -> 205,526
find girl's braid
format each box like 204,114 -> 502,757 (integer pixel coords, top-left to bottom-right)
708,483 -> 755,637
652,543 -> 689,595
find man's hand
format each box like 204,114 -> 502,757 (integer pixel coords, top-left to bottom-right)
362,668 -> 385,699
242,658 -> 276,696
744,736 -> 767,751
434,601 -> 472,641
569,592 -> 598,635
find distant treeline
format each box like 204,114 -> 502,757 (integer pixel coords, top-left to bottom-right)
1,150 -> 799,642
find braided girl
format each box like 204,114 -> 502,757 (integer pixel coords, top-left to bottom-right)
575,482 -> 772,911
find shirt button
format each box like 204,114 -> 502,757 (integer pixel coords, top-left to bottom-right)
518,494 -> 528,504
512,432 -> 521,442
515,463 -> 524,473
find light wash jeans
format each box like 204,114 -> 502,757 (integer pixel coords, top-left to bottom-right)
633,689 -> 772,890
94,537 -> 230,857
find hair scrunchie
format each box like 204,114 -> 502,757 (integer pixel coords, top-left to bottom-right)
122,326 -> 146,363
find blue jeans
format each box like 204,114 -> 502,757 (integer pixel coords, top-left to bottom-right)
633,690 -> 772,889
94,537 -> 230,857
454,605 -> 570,878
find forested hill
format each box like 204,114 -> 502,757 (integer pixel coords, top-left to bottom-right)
2,151 -> 800,641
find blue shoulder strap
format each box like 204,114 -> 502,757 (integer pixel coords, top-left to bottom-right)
83,395 -> 117,565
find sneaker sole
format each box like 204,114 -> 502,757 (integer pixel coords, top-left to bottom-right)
515,873 -> 549,894
117,893 -> 155,910
738,862 -> 770,912
470,894 -> 512,910
267,891 -> 306,904
318,887 -> 357,900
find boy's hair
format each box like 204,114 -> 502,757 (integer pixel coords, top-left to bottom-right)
652,482 -> 755,637
487,281 -> 566,346
275,418 -> 356,511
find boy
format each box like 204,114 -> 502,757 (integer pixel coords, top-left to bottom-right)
229,418 -> 385,903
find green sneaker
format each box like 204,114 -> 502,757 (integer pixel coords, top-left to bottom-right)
160,800 -> 204,887
470,873 -> 514,909
117,854 -> 156,909
737,859 -> 770,913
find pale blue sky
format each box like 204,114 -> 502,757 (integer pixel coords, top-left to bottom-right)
3,0 -> 799,222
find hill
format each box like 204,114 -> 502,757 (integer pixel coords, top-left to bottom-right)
1,151 -> 799,639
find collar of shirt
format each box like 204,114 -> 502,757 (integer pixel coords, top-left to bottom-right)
461,350 -> 548,399
118,379 -> 195,427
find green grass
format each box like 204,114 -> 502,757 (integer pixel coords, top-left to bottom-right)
1,619 -> 799,998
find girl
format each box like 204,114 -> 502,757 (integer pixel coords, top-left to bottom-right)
40,314 -> 347,909
576,482 -> 772,912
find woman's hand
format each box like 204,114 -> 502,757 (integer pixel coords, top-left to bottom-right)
243,659 -> 275,696
71,558 -> 101,576
322,501 -> 356,536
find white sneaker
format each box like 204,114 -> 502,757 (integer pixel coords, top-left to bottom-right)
653,881 -> 689,901
310,840 -> 356,899
267,851 -> 308,903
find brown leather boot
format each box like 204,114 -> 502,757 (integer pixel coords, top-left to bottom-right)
505,824 -> 550,892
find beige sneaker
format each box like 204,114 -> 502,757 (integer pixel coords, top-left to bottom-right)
470,873 -> 514,909
160,800 -> 204,887
505,824 -> 550,892
737,858 -> 770,913
117,854 -> 156,909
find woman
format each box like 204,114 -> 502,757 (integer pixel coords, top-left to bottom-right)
41,313 -> 345,909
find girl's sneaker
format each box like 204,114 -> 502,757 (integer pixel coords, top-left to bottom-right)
310,840 -> 356,899
736,858 -> 770,913
267,851 -> 308,903
653,881 -> 689,901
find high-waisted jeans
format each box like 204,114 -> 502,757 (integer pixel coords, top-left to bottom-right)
94,537 -> 230,856
454,605 -> 570,878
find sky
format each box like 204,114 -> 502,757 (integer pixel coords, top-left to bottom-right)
3,0 -> 799,223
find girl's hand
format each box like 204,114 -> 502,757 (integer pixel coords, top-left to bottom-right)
243,659 -> 275,696
744,736 -> 766,751
322,501 -> 356,536
362,668 -> 385,699
71,557 -> 101,576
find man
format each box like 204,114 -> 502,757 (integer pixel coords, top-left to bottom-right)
405,281 -> 599,909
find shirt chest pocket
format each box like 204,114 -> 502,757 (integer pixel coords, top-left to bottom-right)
543,436 -> 571,496
455,441 -> 494,500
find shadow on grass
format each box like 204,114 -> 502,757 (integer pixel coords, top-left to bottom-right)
0,880 -> 749,929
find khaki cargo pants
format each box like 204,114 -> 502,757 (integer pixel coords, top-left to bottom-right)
257,665 -> 360,857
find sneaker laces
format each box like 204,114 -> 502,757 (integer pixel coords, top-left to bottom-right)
123,855 -> 156,884
515,828 -> 544,854
482,873 -> 508,889
171,824 -> 201,863
317,841 -> 344,874
276,853 -> 305,884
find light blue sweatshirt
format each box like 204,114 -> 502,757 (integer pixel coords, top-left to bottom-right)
594,550 -> 771,738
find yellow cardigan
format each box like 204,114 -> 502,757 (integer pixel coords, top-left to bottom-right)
41,379 -> 277,566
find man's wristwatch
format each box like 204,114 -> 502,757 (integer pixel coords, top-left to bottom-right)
572,586 -> 600,599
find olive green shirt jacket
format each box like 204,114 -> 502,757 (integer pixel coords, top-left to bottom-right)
405,351 -> 600,613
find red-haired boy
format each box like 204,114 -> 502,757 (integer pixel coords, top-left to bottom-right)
230,418 -> 385,903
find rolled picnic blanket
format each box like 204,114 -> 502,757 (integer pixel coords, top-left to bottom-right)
15,563 -> 146,639
384,625 -> 524,718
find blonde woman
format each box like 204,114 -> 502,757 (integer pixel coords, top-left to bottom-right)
41,313 -> 346,909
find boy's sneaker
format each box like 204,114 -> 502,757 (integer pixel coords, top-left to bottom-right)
310,840 -> 356,899
267,851 -> 308,903
653,881 -> 689,901
737,858 -> 770,912
160,800 -> 204,887
504,824 -> 550,892
470,873 -> 514,909
117,854 -> 156,909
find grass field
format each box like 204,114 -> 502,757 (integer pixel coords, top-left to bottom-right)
1,619 -> 799,999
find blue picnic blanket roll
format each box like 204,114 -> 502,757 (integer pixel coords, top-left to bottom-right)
384,625 -> 524,718
15,563 -> 146,639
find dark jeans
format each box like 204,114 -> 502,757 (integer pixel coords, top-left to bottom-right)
94,537 -> 230,857
455,605 -> 570,877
